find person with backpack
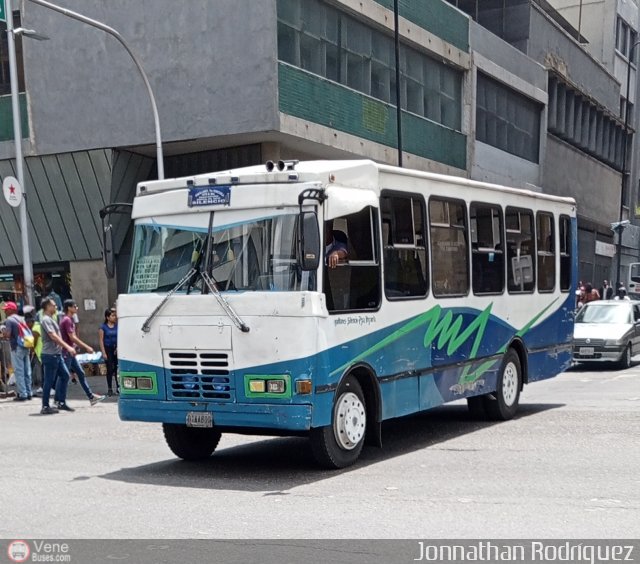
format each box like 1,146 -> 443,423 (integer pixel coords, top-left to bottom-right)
0,301 -> 33,401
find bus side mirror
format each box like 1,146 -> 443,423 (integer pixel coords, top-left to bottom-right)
299,211 -> 320,271
103,223 -> 115,279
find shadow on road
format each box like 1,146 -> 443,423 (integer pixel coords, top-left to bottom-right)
100,402 -> 563,491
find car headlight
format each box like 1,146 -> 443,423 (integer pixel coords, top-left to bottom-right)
605,339 -> 623,347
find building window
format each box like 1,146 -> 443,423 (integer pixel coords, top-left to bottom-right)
277,0 -> 463,132
548,75 -> 627,171
0,11 -> 25,96
616,16 -> 638,63
381,192 -> 428,299
476,72 -> 541,163
429,198 -> 469,297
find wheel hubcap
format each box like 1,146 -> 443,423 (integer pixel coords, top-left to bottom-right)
333,391 -> 366,450
502,362 -> 518,407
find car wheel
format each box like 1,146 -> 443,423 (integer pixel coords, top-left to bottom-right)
309,375 -> 366,469
162,423 -> 222,461
619,344 -> 632,369
484,349 -> 521,421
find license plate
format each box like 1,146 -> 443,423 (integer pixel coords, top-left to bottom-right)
186,412 -> 213,428
579,347 -> 595,356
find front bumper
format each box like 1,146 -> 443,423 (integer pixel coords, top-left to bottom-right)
572,347 -> 624,363
119,398 -> 313,432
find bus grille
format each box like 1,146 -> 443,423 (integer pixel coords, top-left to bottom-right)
573,338 -> 605,347
164,351 -> 234,401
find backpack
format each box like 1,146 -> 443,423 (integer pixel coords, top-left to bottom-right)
17,321 -> 35,349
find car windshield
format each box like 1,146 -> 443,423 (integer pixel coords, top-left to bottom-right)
128,214 -> 314,293
575,304 -> 632,324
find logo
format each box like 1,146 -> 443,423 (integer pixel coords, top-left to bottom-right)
7,540 -> 30,563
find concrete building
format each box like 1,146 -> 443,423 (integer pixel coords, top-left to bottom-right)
546,0 -> 640,287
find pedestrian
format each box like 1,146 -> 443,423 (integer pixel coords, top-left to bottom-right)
99,308 -> 119,396
599,279 -> 613,300
40,297 -> 76,415
1,301 -> 33,401
23,307 -> 42,394
583,283 -> 600,303
59,300 -> 105,406
615,284 -> 630,300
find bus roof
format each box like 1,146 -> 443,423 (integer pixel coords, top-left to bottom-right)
137,159 -> 576,207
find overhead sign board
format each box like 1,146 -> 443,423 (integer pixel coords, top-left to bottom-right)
188,185 -> 231,207
3,175 -> 22,208
0,1 -> 6,23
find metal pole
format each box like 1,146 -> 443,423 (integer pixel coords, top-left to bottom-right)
393,0 -> 403,167
26,0 -> 165,179
6,0 -> 35,306
616,40 -> 640,288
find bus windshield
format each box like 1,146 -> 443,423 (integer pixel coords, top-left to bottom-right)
128,213 -> 313,293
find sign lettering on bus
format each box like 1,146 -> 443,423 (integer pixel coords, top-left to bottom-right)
188,185 -> 231,207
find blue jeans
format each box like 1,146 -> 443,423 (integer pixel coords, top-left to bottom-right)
41,353 -> 70,407
64,355 -> 95,399
10,346 -> 32,399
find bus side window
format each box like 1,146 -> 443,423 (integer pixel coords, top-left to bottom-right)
506,207 -> 535,293
559,215 -> 571,292
381,191 -> 428,299
429,197 -> 469,297
537,211 -> 555,292
324,207 -> 380,312
470,202 -> 504,295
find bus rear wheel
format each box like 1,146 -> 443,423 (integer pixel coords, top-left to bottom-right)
484,349 -> 522,421
162,423 -> 222,461
309,375 -> 366,469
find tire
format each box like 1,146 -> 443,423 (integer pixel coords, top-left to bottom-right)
162,423 -> 222,461
309,375 -> 366,469
467,395 -> 488,419
484,349 -> 522,421
619,344 -> 632,369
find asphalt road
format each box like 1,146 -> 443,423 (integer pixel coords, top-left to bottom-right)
0,362 -> 638,540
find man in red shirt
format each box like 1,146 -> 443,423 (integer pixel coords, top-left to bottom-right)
60,300 -> 105,406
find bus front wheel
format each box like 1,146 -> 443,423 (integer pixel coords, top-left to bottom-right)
484,349 -> 522,421
162,423 -> 222,461
309,375 -> 366,469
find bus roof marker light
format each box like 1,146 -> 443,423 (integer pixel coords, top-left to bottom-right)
208,178 -> 217,185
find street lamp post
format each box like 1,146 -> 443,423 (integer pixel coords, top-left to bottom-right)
616,39 -> 640,289
25,0 -> 165,180
5,0 -> 35,306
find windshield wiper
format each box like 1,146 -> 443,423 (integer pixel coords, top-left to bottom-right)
141,266 -> 199,333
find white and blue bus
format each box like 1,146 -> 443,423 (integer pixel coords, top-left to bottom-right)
108,160 -> 577,468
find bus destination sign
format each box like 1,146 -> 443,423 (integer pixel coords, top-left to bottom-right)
188,185 -> 231,207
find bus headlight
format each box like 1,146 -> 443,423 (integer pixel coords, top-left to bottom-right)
122,376 -> 137,390
137,377 -> 154,390
249,380 -> 266,393
266,379 -> 286,393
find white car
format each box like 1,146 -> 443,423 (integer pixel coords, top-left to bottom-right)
573,300 -> 640,368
